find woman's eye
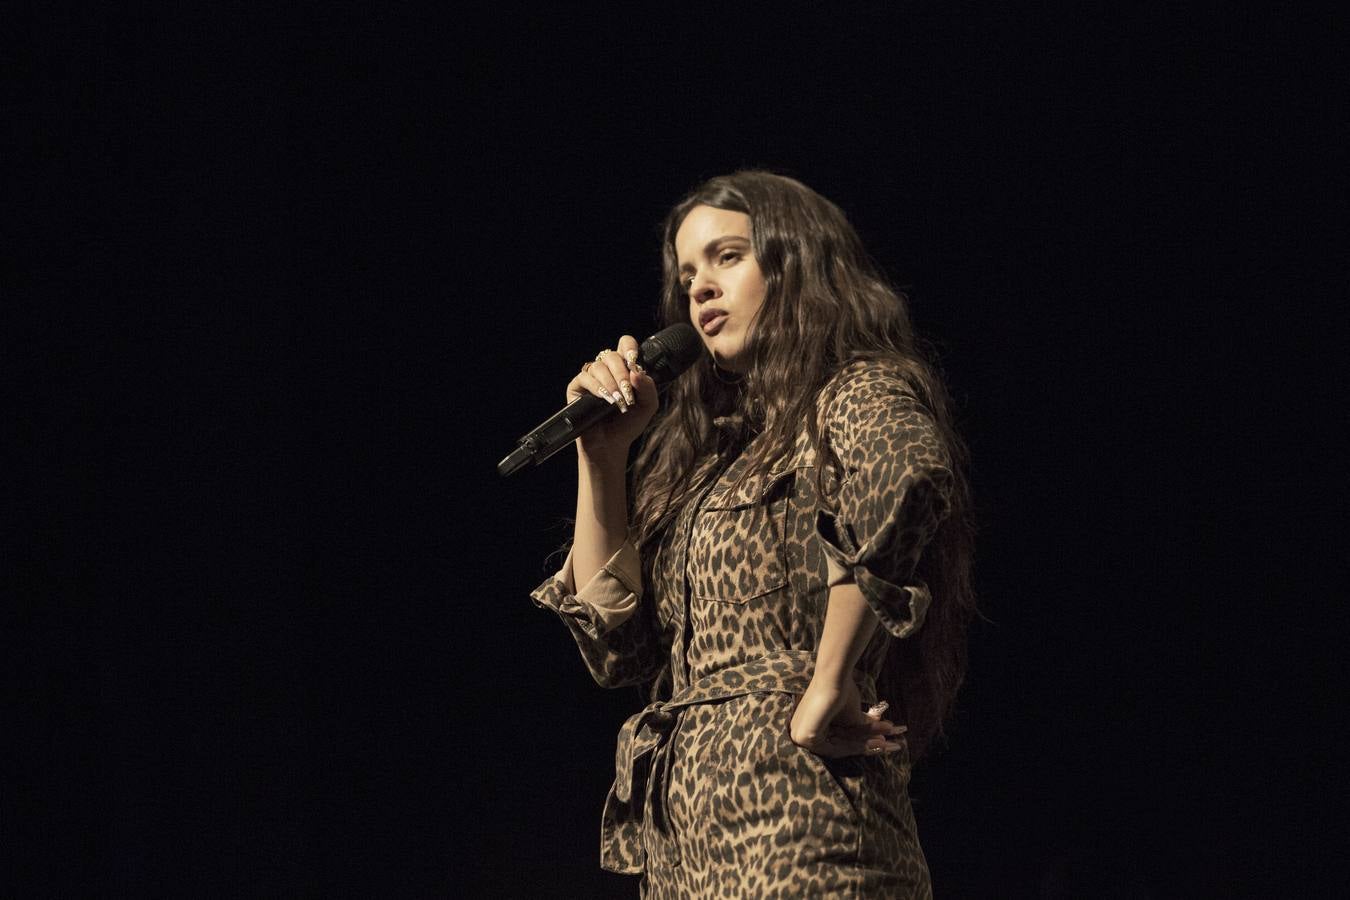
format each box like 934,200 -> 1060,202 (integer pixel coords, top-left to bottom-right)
719,251 -> 739,264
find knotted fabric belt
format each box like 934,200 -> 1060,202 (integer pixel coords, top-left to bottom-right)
599,649 -> 878,873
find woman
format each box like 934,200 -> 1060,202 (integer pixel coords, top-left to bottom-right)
530,171 -> 975,897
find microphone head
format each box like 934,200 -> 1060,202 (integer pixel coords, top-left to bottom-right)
638,323 -> 703,384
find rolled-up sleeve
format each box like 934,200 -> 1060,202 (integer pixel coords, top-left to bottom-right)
530,540 -> 664,687
814,365 -> 954,638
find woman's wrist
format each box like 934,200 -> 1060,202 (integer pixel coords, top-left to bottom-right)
810,657 -> 855,687
577,439 -> 630,472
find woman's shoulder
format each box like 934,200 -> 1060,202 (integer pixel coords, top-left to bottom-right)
819,357 -> 924,416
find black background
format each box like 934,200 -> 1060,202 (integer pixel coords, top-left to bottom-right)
13,4 -> 1341,897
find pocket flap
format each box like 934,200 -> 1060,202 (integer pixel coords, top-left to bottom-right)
701,452 -> 817,510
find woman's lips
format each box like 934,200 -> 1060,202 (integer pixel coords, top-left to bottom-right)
701,313 -> 728,335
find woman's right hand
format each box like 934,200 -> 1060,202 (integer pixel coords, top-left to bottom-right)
567,334 -> 660,459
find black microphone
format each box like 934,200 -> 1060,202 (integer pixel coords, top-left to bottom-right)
497,323 -> 703,477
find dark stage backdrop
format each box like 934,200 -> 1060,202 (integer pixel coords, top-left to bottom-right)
14,4 -> 1336,898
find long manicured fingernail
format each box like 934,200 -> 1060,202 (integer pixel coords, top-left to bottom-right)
866,701 -> 889,718
619,380 -> 633,405
596,390 -> 615,404
624,349 -> 639,368
611,391 -> 626,411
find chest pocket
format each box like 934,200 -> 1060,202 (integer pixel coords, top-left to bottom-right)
687,466 -> 799,604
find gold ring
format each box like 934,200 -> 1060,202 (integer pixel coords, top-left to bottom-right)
595,350 -> 611,362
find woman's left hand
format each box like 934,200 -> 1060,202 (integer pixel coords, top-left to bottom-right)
790,676 -> 906,758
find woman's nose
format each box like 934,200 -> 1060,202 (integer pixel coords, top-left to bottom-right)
689,271 -> 720,302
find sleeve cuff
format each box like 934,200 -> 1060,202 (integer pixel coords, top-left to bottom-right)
535,540 -> 642,634
815,510 -> 930,638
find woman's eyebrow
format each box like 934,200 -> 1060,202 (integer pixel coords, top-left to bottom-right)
678,235 -> 750,274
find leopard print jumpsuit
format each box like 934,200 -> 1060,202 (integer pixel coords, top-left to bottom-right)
531,363 -> 953,898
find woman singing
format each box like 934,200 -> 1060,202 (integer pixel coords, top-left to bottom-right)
530,171 -> 976,897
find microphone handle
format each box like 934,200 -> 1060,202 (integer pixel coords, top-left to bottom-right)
497,393 -> 615,476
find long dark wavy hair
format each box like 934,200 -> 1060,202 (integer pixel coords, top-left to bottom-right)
630,171 -> 977,762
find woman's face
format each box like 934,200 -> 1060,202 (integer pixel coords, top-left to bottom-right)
674,205 -> 767,374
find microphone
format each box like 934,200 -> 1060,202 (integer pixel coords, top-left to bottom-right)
497,324 -> 703,477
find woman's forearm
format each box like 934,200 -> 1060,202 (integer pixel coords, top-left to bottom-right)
570,446 -> 631,591
813,581 -> 879,684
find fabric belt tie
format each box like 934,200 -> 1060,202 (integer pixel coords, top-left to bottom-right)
600,649 -> 878,873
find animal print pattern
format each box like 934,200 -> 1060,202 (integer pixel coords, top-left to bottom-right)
530,362 -> 952,897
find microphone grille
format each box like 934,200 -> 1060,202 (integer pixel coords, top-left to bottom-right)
639,324 -> 703,384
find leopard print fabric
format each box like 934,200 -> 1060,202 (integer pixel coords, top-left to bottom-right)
531,363 -> 953,898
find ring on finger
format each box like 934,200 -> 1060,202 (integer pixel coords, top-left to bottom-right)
595,350 -> 611,362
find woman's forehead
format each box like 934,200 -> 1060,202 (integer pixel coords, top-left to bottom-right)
674,206 -> 752,260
